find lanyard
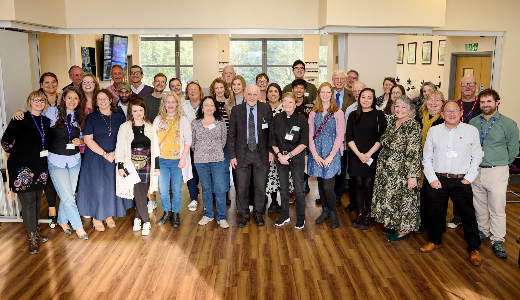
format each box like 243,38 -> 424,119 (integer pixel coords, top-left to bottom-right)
64,113 -> 75,142
460,98 -> 477,122
30,113 -> 45,149
480,116 -> 497,147
47,95 -> 59,107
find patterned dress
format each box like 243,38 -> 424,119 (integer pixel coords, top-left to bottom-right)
266,104 -> 294,194
307,112 -> 342,179
372,116 -> 422,232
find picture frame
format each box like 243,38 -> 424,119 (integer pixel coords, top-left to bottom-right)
422,41 -> 432,64
407,42 -> 417,64
397,44 -> 404,64
438,40 -> 446,65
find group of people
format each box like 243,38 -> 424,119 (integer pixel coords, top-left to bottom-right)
3,61 -> 518,268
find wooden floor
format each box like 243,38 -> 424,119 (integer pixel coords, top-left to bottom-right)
1,179 -> 520,300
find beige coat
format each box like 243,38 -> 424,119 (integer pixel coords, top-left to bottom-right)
115,121 -> 159,199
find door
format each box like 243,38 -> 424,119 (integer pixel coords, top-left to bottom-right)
453,56 -> 491,99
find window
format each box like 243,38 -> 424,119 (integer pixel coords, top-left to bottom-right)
140,35 -> 193,89
319,45 -> 328,85
230,38 -> 303,88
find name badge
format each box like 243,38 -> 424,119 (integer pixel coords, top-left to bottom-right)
292,126 -> 300,132
262,123 -> 268,129
208,124 -> 216,130
40,150 -> 48,157
285,133 -> 294,141
304,92 -> 309,97
66,143 -> 75,149
446,150 -> 457,158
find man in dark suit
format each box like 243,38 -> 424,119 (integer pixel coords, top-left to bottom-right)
229,84 -> 275,227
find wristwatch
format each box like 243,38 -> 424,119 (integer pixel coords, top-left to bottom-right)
288,152 -> 293,158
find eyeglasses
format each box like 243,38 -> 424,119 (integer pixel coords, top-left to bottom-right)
427,98 -> 443,103
119,90 -> 130,94
333,78 -> 346,82
83,81 -> 94,85
130,71 -> 142,75
461,82 -> 477,87
443,109 -> 460,114
348,76 -> 358,80
32,98 -> 46,103
154,80 -> 166,84
293,67 -> 304,70
257,80 -> 267,84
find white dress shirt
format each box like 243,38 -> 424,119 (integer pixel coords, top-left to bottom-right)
344,102 -> 358,128
422,122 -> 483,183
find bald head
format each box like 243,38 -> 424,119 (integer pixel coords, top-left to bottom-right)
352,81 -> 366,101
460,75 -> 477,101
222,66 -> 236,85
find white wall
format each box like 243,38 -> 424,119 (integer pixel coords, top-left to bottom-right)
0,30 -> 32,120
345,33 -> 398,96
396,35 -> 446,93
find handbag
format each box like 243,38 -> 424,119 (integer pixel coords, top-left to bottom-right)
131,154 -> 148,170
313,112 -> 334,140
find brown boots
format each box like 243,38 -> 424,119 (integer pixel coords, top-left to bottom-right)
27,227 -> 49,254
351,210 -> 374,230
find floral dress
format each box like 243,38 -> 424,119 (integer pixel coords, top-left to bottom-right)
372,116 -> 422,232
266,104 -> 294,194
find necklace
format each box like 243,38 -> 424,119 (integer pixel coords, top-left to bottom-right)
101,112 -> 112,136
137,125 -> 144,133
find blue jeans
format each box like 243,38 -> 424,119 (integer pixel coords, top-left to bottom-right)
213,142 -> 231,192
48,159 -> 83,230
187,149 -> 199,200
158,158 -> 183,213
195,160 -> 229,221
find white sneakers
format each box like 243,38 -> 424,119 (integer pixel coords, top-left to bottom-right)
147,200 -> 157,213
142,222 -> 151,236
188,200 -> 198,212
133,218 -> 141,231
198,216 -> 214,225
218,219 -> 229,229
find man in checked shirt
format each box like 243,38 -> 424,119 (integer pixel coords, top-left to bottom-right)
421,100 -> 483,266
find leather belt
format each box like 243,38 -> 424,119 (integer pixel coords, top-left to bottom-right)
480,165 -> 498,168
435,172 -> 465,179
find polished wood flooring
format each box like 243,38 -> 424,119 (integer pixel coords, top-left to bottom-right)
1,179 -> 520,300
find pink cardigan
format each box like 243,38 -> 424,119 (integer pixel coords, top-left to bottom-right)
308,110 -> 345,158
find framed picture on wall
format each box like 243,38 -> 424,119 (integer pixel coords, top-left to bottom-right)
397,44 -> 404,64
438,40 -> 446,65
407,42 -> 417,64
422,41 -> 432,64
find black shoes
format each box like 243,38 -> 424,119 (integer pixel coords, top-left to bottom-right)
171,212 -> 180,228
268,201 -> 280,213
330,210 -> 339,229
49,215 -> 57,229
315,207 -> 330,224
315,198 -> 321,204
156,212 -> 172,226
237,216 -> 250,228
336,197 -> 342,207
345,202 -> 357,212
304,185 -> 310,193
255,216 -> 265,226
275,216 -> 290,226
295,218 -> 305,229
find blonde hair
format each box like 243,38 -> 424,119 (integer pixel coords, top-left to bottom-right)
313,82 -> 339,113
25,91 -> 49,113
282,92 -> 296,101
227,75 -> 246,108
158,91 -> 183,122
331,69 -> 347,80
419,90 -> 446,118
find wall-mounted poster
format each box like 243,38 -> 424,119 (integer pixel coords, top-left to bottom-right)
438,40 -> 446,65
422,41 -> 432,64
397,44 -> 404,64
407,42 -> 417,64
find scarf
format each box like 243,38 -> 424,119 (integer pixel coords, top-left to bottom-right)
420,112 -> 441,187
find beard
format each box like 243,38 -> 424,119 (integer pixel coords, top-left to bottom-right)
120,96 -> 130,104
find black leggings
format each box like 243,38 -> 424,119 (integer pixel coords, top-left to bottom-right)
44,175 -> 57,208
317,177 -> 336,212
18,189 -> 43,232
354,176 -> 374,213
134,182 -> 150,223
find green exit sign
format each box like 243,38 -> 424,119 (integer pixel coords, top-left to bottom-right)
465,43 -> 478,52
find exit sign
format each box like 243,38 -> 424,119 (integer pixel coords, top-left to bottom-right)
465,43 -> 478,52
